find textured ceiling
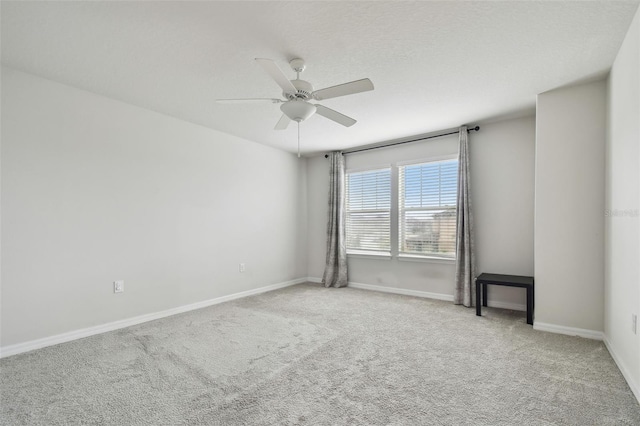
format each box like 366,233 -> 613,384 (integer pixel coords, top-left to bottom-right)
2,1 -> 638,155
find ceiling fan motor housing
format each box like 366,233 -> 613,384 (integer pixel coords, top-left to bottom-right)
285,79 -> 314,100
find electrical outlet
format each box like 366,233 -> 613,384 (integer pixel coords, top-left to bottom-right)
632,314 -> 637,334
239,263 -> 246,273
114,280 -> 124,293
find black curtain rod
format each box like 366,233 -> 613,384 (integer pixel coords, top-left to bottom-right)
324,125 -> 480,158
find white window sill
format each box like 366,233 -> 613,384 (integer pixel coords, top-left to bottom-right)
346,252 -> 455,263
347,251 -> 392,260
397,254 -> 456,264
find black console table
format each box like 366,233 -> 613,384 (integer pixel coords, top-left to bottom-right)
475,273 -> 535,325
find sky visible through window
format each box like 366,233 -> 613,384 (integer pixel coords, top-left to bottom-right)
403,161 -> 457,208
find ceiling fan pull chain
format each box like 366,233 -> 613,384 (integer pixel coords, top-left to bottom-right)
297,121 -> 301,158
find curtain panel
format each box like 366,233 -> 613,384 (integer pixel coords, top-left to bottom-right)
322,151 -> 348,288
454,126 -> 476,306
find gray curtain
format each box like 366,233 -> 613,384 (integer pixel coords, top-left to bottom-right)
322,151 -> 348,288
454,126 -> 476,306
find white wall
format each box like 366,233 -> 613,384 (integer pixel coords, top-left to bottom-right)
307,116 -> 535,308
472,116 -> 535,308
1,67 -> 308,347
535,79 -> 606,333
306,155 -> 330,280
605,7 -> 640,400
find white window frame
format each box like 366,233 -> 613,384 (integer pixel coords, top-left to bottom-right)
397,155 -> 458,261
345,166 -> 392,256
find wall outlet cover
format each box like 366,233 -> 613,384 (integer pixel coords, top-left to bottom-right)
114,280 -> 124,293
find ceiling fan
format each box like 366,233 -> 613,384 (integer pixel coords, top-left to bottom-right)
217,58 -> 374,155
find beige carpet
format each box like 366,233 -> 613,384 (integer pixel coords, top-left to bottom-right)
1,283 -> 639,425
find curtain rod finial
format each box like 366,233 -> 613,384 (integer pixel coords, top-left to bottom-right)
324,154 -> 329,158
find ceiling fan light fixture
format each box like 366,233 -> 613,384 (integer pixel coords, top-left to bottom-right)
280,100 -> 316,122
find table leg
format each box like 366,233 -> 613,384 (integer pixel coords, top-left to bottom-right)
482,283 -> 488,307
476,280 -> 481,317
526,285 -> 533,325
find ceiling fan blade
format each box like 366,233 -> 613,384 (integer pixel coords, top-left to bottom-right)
315,105 -> 357,127
312,78 -> 374,101
255,58 -> 297,95
216,98 -> 282,104
274,114 -> 291,130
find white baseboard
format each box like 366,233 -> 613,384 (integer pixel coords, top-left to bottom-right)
346,281 -> 454,302
603,335 -> 640,404
0,277 -> 306,359
308,277 -> 452,301
309,277 -> 525,311
533,321 -> 604,340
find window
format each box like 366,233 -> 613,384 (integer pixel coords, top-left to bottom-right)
346,168 -> 391,254
399,159 -> 458,258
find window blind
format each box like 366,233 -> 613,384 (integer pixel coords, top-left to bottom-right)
346,168 -> 391,253
399,160 -> 458,257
